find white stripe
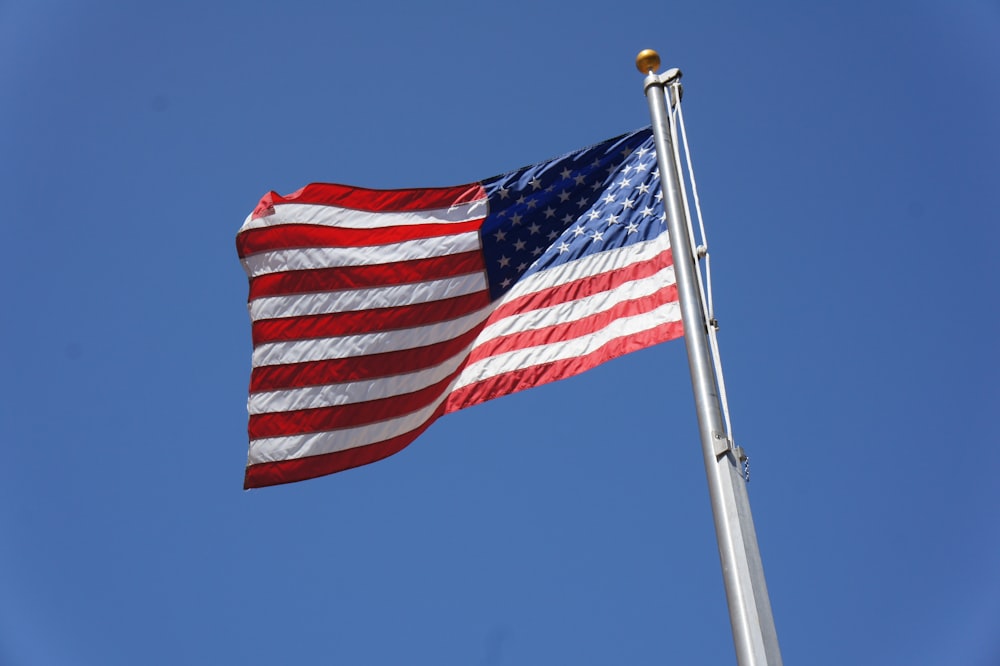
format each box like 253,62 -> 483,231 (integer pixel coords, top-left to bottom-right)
252,304 -> 493,367
504,232 -> 671,301
239,199 -> 487,232
250,272 -> 488,321
242,231 -> 481,278
246,300 -> 681,465
453,300 -> 681,391
477,265 -> 675,342
248,391 -> 449,464
248,342 -> 473,414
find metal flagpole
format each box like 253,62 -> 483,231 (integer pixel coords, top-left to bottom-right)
636,49 -> 783,666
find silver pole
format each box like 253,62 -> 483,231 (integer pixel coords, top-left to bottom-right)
636,49 -> 782,666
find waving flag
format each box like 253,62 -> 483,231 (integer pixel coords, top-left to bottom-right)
237,128 -> 682,488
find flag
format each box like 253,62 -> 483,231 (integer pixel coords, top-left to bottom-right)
237,128 -> 682,488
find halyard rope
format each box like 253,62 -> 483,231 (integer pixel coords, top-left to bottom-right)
669,83 -> 738,462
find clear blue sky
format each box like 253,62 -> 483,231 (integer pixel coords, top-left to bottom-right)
2,1 -> 998,664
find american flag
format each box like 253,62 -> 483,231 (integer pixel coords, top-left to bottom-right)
237,128 -> 682,488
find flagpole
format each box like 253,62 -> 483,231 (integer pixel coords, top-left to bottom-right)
636,49 -> 782,666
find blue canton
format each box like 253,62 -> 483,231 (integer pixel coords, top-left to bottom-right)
479,128 -> 666,300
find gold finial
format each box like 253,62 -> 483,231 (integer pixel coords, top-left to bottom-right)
635,49 -> 661,75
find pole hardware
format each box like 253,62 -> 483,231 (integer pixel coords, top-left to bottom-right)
713,431 -> 732,458
712,434 -> 747,463
643,67 -> 682,94
669,82 -> 684,106
713,437 -> 750,484
735,446 -> 751,483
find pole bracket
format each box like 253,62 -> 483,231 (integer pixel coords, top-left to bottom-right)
712,431 -> 732,458
642,67 -> 682,93
713,433 -> 748,467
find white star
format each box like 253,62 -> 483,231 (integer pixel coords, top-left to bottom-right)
498,255 -> 511,267
516,195 -> 526,205
558,190 -> 571,202
634,162 -> 648,173
529,177 -> 542,190
591,181 -> 603,191
606,213 -> 620,225
622,198 -> 635,209
588,209 -> 602,221
545,184 -> 555,193
641,206 -> 654,217
636,146 -> 650,158
602,193 -> 616,205
655,191 -> 663,201
547,229 -> 559,240
626,221 -> 639,233
558,241 -> 570,253
531,246 -> 543,256
494,228 -> 507,241
560,167 -> 572,180
660,212 -> 668,222
576,196 -> 590,208
572,226 -> 586,236
500,277 -> 512,288
511,213 -> 523,225
543,206 -> 556,218
526,198 -> 538,209
591,158 -> 601,168
591,230 -> 604,242
513,239 -> 526,251
527,222 -> 541,234
517,261 -> 528,272
622,163 -> 633,175
637,183 -> 650,194
562,213 -> 575,224
616,177 -> 631,188
574,174 -> 586,186
652,169 -> 660,178
497,187 -> 510,199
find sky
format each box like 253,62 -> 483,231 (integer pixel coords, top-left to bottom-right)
1,1 -> 998,664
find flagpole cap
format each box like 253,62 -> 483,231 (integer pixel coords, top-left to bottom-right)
635,49 -> 661,74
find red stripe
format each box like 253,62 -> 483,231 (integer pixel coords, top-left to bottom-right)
243,319 -> 684,489
251,182 -> 485,219
252,290 -> 490,345
249,371 -> 459,439
248,251 -> 485,301
444,319 -> 684,413
243,407 -> 446,489
491,248 -> 673,322
467,286 -> 678,366
248,287 -> 676,436
249,324 -> 486,392
237,220 -> 483,258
